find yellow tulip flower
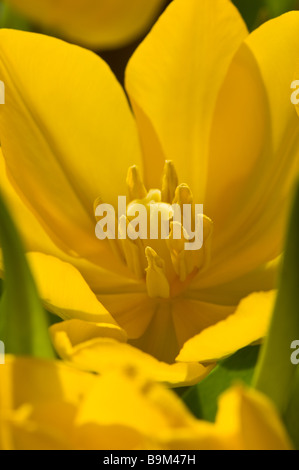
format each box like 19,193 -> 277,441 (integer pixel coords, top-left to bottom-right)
4,0 -> 166,48
0,356 -> 292,450
1,0 -> 299,382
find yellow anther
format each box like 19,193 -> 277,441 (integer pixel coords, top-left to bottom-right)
126,165 -> 147,201
173,184 -> 193,206
173,184 -> 195,234
193,215 -> 214,272
161,160 -> 179,203
145,247 -> 170,299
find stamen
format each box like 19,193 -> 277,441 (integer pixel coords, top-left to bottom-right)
193,214 -> 214,272
118,215 -> 146,279
167,221 -> 193,282
161,160 -> 179,203
126,165 -> 147,201
168,215 -> 213,282
145,247 -> 170,299
173,184 -> 193,206
95,161 -> 214,296
173,184 -> 195,236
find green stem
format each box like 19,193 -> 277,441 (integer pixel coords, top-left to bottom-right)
253,184 -> 299,414
0,190 -> 54,358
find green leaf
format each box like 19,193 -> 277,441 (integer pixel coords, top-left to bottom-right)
284,367 -> 299,449
232,0 -> 264,30
182,345 -> 260,422
253,184 -> 299,446
232,0 -> 297,31
0,1 -> 32,30
0,190 -> 55,359
265,0 -> 297,17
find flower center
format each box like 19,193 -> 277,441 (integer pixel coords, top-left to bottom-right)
95,161 -> 213,299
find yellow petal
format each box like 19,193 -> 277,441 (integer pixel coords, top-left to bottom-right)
7,0 -> 166,49
0,150 -> 140,296
27,252 -> 117,324
172,299 -> 234,351
201,13 -> 299,287
145,246 -> 170,299
74,368 -> 199,449
202,44 -> 270,282
177,291 -> 276,363
125,0 -> 248,195
50,319 -> 213,387
190,257 -> 280,305
246,13 -> 299,166
77,372 -> 170,433
0,356 -> 94,418
126,298 -> 232,364
0,29 -> 141,274
216,386 -> 293,450
4,402 -> 76,450
50,319 -> 127,354
1,357 -> 292,450
0,150 -> 62,257
0,355 -> 96,450
74,422 -> 145,450
130,301 -> 179,363
98,292 -> 155,340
